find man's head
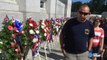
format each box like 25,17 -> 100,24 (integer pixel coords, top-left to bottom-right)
77,4 -> 90,22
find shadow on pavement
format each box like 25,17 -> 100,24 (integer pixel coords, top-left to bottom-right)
39,51 -> 64,60
41,47 -> 62,53
50,49 -> 62,53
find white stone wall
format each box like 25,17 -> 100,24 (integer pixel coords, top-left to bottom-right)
25,0 -> 41,21
46,0 -> 66,18
0,0 -> 71,22
26,0 -> 40,12
0,1 -> 19,11
56,0 -> 65,18
45,0 -> 71,18
0,0 -> 16,3
0,0 -> 41,22
49,0 -> 56,18
0,0 -> 22,22
66,0 -> 72,17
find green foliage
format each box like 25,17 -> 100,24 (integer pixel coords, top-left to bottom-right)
0,19 -> 21,60
72,0 -> 107,14
38,25 -> 46,41
71,1 -> 82,12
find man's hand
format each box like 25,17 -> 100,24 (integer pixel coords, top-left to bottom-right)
61,48 -> 66,57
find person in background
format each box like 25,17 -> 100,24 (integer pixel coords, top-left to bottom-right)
101,17 -> 107,60
60,4 -> 95,60
88,19 -> 104,60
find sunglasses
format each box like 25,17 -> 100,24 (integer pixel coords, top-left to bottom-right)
79,11 -> 90,16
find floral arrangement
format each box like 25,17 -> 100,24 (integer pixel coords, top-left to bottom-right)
38,20 -> 53,43
0,16 -> 24,60
46,20 -> 52,42
0,16 -> 65,60
23,18 -> 40,57
52,18 -> 62,36
38,20 -> 48,41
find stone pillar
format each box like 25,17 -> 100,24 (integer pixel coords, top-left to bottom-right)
45,0 -> 56,19
56,0 -> 65,18
65,0 -> 72,17
47,0 -> 65,18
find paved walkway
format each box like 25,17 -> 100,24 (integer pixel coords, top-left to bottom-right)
36,41 -> 64,60
33,33 -> 64,60
31,37 -> 64,60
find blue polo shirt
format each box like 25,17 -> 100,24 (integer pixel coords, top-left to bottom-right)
62,18 -> 94,54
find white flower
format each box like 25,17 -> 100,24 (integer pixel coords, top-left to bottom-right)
44,33 -> 47,36
41,25 -> 44,29
32,38 -> 38,43
21,31 -> 25,34
29,29 -> 35,34
16,30 -> 19,32
36,30 -> 39,34
44,29 -> 47,32
15,49 -> 18,52
0,49 -> 2,53
0,41 -> 3,44
36,44 -> 39,46
39,35 -> 42,38
12,19 -> 15,23
29,23 -> 33,26
42,20 -> 45,25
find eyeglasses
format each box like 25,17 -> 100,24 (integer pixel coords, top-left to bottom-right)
79,11 -> 90,16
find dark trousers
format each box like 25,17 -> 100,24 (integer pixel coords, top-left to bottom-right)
103,37 -> 107,60
103,47 -> 107,60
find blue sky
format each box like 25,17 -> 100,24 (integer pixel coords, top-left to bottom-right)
72,0 -> 91,3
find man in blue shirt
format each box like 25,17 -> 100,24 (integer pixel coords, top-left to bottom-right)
60,4 -> 95,60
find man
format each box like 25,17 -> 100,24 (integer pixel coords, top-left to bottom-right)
60,4 -> 95,60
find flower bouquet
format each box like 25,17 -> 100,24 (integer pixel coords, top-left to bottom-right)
0,16 -> 24,60
23,18 -> 40,57
38,20 -> 51,41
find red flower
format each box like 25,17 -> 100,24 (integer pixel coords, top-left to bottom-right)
7,25 -> 13,30
30,35 -> 34,40
13,27 -> 17,31
10,42 -> 15,48
28,26 -> 31,29
15,47 -> 21,53
12,23 -> 16,27
39,20 -> 42,25
42,29 -> 45,33
44,20 -> 47,25
12,34 -> 16,38
49,20 -> 52,24
28,19 -> 38,29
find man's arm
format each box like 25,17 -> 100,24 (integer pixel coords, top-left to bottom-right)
100,37 -> 104,51
88,38 -> 93,51
88,22 -> 95,51
59,31 -> 66,57
100,29 -> 104,51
